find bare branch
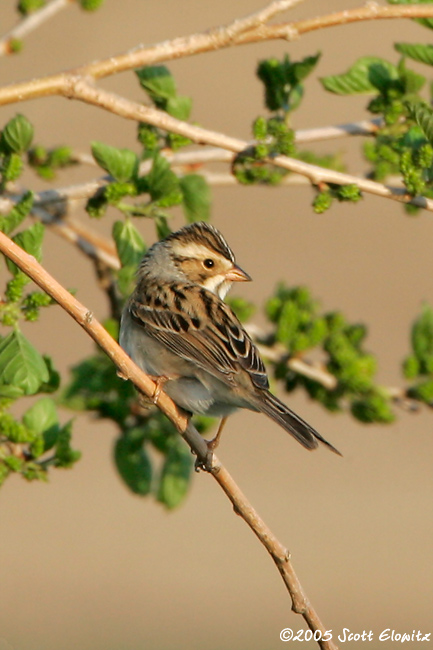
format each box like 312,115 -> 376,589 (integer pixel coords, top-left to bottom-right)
218,0 -> 306,39
3,4 -> 433,104
0,229 -> 338,649
0,0 -> 73,57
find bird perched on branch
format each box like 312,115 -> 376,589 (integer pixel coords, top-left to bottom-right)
120,221 -> 340,455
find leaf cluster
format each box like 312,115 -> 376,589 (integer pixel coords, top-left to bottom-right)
319,25 -> 433,213
86,66 -> 211,229
61,333 -> 213,508
265,284 -> 394,423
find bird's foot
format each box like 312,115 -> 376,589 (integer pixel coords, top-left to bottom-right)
150,375 -> 170,405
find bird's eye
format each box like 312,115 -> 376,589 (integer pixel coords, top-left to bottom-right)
203,258 -> 214,269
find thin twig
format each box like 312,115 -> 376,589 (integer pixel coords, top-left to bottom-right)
218,0 -> 306,39
0,0 -> 73,57
0,228 -> 338,650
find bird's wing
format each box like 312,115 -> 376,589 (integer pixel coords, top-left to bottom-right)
128,285 -> 269,390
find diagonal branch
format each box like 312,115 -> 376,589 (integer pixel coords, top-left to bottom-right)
0,228 -> 338,650
0,0 -> 73,57
3,3 -> 433,105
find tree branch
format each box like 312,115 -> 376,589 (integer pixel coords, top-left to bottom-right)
0,0 -> 73,57
2,3 -> 433,105
56,81 -> 433,213
0,228 -> 338,650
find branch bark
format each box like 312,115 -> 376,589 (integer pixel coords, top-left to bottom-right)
0,229 -> 338,650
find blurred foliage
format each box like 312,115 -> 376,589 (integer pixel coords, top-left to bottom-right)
2,11 -> 433,505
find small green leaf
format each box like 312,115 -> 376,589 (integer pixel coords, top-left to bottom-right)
39,355 -> 61,393
402,354 -> 420,379
411,303 -> 433,361
407,101 -> 433,145
114,429 -> 152,496
395,42 -> 433,66
116,265 -> 136,297
290,52 -> 321,84
157,441 -> 193,509
180,174 -> 211,222
397,58 -> 426,94
165,95 -> 192,120
17,0 -> 45,15
2,114 -> 34,153
409,378 -> 433,403
136,66 -> 177,102
91,142 -> 138,182
6,222 -> 44,278
321,57 -> 398,95
0,191 -> 34,235
0,330 -> 49,395
0,384 -> 24,398
23,397 -> 59,452
79,0 -> 105,9
155,214 -> 172,240
147,153 -> 181,203
113,219 -> 146,268
54,421 -> 81,468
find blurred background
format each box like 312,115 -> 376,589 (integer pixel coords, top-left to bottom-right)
1,1 -> 433,649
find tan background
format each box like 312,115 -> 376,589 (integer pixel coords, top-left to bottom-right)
1,1 -> 433,649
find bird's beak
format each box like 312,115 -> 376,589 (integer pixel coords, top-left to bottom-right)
226,264 -> 252,282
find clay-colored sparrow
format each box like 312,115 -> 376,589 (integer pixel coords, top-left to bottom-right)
120,222 -> 339,454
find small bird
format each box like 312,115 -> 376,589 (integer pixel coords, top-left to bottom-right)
119,221 -> 340,455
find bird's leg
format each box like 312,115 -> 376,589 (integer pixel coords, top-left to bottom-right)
151,375 -> 170,405
206,416 -> 228,452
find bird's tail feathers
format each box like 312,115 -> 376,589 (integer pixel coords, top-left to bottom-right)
258,390 -> 341,456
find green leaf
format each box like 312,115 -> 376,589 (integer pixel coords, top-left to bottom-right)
39,355 -> 61,393
54,421 -> 81,468
136,66 -> 177,102
114,428 -> 152,496
397,58 -> 426,94
155,214 -> 172,240
79,0 -> 105,9
0,384 -> 24,398
0,330 -> 49,395
62,353 -> 134,423
147,153 -> 181,203
116,265 -> 136,297
6,222 -> 44,278
17,0 -> 45,15
180,174 -> 211,222
91,142 -> 138,182
165,95 -> 192,120
290,52 -> 321,84
395,42 -> 433,66
2,114 -> 34,154
257,57 -> 289,111
112,219 -> 146,268
321,57 -> 398,95
157,441 -> 193,509
23,397 -> 60,452
411,303 -> 433,360
407,101 -> 433,145
0,191 -> 34,235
